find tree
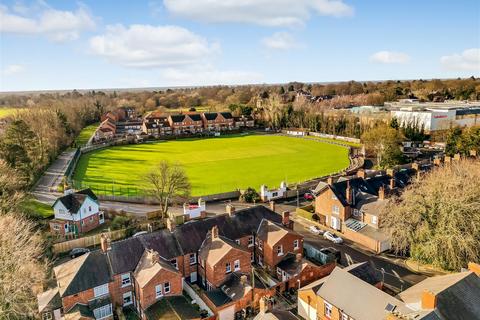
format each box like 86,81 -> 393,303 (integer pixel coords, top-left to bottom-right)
146,161 -> 191,218
361,125 -> 404,168
381,160 -> 480,270
0,160 -> 26,214
0,213 -> 46,318
240,187 -> 259,203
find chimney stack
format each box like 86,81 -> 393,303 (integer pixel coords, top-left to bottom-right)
327,176 -> 334,185
226,204 -> 235,216
269,201 -> 276,212
411,162 -> 419,171
240,275 -> 247,286
211,225 -> 219,239
346,180 -> 353,204
356,169 -> 366,179
166,218 -> 176,232
100,233 -> 111,253
378,186 -> 385,200
151,250 -> 160,264
296,253 -> 302,263
259,297 -> 268,315
282,211 -> 290,227
421,290 -> 437,310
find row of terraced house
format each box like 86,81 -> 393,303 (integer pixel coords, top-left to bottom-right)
38,205 -> 336,320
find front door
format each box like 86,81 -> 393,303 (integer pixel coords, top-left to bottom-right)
190,272 -> 197,283
99,212 -> 104,224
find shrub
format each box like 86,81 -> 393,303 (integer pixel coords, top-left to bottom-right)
111,215 -> 130,230
240,187 -> 259,203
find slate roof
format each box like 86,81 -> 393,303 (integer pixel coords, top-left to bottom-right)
170,114 -> 186,123
54,188 -> 98,213
220,112 -> 233,119
107,236 -> 145,275
397,271 -> 480,320
54,251 -> 111,298
343,262 -> 382,286
205,289 -> 233,307
188,113 -> 202,121
203,112 -> 218,120
354,192 -> 387,217
139,229 -> 183,260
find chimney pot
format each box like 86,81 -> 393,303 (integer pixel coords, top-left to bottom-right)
240,275 -> 247,285
211,225 -> 219,239
379,186 -> 385,200
282,211 -> 290,227
100,233 -> 111,253
346,180 -> 353,204
421,290 -> 436,310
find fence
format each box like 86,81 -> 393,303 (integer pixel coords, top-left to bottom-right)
52,229 -> 126,254
308,131 -> 361,144
64,148 -> 81,182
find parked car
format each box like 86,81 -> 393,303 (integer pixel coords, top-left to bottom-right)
304,193 -> 314,200
308,225 -> 324,235
323,231 -> 343,244
70,248 -> 90,259
133,231 -> 148,238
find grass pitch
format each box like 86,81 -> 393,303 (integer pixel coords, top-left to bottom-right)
75,123 -> 99,146
73,134 -> 350,196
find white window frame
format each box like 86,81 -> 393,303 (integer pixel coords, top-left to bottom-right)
171,258 -> 178,269
248,236 -> 254,247
332,205 -> 340,214
155,284 -> 163,298
93,284 -> 109,298
371,215 -> 378,224
277,245 -> 283,256
121,273 -> 131,287
53,224 -> 60,231
164,282 -> 171,294
226,262 -> 231,273
42,312 -> 53,320
189,253 -> 197,265
276,267 -> 282,277
258,240 -> 263,251
294,239 -> 299,250
325,301 -> 333,318
93,304 -> 112,319
234,259 -> 240,271
235,239 -> 240,245
122,291 -> 133,306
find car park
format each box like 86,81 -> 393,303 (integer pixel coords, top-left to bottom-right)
323,231 -> 343,244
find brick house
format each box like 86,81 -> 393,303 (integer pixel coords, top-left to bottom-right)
168,114 -> 203,134
133,249 -> 183,319
233,115 -> 255,128
142,112 -> 171,137
95,118 -> 116,141
49,189 -> 104,238
201,112 -> 234,131
198,225 -> 252,289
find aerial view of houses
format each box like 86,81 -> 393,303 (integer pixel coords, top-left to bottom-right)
1,1 -> 479,320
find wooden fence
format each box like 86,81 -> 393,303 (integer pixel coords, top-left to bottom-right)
52,229 -> 126,254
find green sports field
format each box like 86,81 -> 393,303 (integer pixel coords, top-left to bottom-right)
73,134 -> 350,196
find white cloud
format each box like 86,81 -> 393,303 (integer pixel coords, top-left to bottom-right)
89,24 -> 218,68
262,32 -> 301,50
0,3 -> 96,42
440,48 -> 480,72
163,0 -> 354,27
370,51 -> 410,64
3,64 -> 26,76
161,65 -> 264,86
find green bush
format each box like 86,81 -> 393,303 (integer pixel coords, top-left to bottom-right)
111,215 -> 130,230
240,187 -> 259,203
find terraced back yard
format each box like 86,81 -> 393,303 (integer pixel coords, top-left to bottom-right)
73,134 -> 350,196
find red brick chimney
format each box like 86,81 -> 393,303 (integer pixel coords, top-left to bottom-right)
421,290 -> 437,309
378,186 -> 385,200
211,225 -> 219,239
282,211 -> 290,227
346,180 -> 353,204
389,177 -> 395,190
296,253 -> 302,263
166,218 -> 176,232
100,233 -> 111,253
357,169 -> 366,179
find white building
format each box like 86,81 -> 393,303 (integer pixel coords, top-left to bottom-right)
387,101 -> 480,132
260,182 -> 288,201
183,198 -> 206,219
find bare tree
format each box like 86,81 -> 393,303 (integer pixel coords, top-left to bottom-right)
0,160 -> 26,214
146,161 -> 191,218
381,160 -> 480,270
0,213 -> 46,319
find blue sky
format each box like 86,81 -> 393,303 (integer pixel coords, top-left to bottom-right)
1,0 -> 479,91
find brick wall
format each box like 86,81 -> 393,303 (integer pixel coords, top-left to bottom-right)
62,289 -> 95,312
109,273 -> 134,307
262,233 -> 304,270
135,269 -> 183,310
314,188 -> 350,231
202,248 -> 252,288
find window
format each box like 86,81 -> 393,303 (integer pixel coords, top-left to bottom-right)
123,291 -> 133,306
93,284 -> 109,298
324,302 -> 332,318
93,304 -> 112,319
42,312 -> 53,320
121,273 -> 131,287
89,216 -> 93,222
372,216 -> 378,224
189,253 -> 196,265
276,267 -> 282,277
353,209 -> 361,217
155,284 -> 163,298
164,282 -> 171,294
171,258 -> 178,269
53,224 -> 60,231
272,192 -> 278,197
64,224 -> 68,230
277,245 -> 283,256
294,239 -> 299,250
235,239 -> 240,245
332,205 -> 340,214
234,259 -> 240,271
226,262 -> 231,273
248,236 -> 254,247
89,206 -> 92,212
258,240 -> 263,250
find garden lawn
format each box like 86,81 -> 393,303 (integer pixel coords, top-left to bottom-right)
75,123 -> 99,146
73,134 -> 350,196
21,198 -> 53,218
